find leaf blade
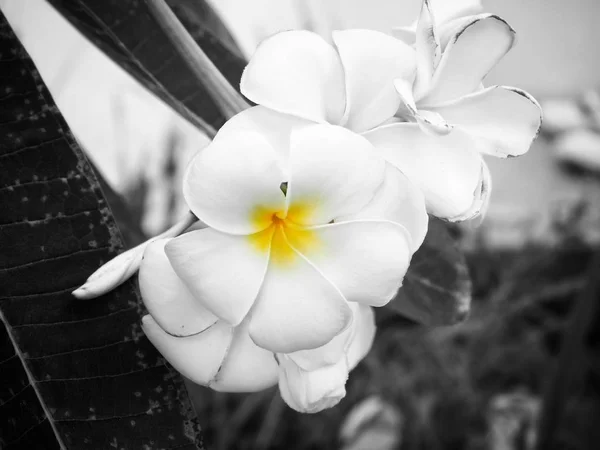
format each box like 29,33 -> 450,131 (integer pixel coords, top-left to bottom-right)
0,12 -> 203,449
388,217 -> 472,326
47,0 -> 247,136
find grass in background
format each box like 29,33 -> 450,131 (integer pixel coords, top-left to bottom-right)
187,241 -> 600,450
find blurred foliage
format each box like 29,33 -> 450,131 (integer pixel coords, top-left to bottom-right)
389,217 -> 472,327
186,240 -> 599,450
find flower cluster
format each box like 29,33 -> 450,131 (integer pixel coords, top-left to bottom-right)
140,0 -> 541,413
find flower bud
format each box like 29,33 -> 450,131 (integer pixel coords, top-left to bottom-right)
277,304 -> 376,413
278,354 -> 348,414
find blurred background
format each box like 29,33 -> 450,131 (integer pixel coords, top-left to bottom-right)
3,0 -> 600,240
2,0 -> 599,449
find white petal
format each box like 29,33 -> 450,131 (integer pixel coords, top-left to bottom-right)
347,305 -> 376,370
278,354 -> 348,414
142,315 -> 233,386
451,157 -> 492,222
241,30 -> 346,124
418,15 -> 516,105
288,302 -> 375,372
166,228 -> 271,326
339,164 -> 428,252
436,15 -> 483,50
332,29 -> 416,132
429,86 -> 543,157
364,123 -> 485,221
288,220 -> 412,307
415,109 -> 453,136
391,26 -> 417,46
211,318 -> 279,393
214,105 -> 312,168
285,124 -> 385,226
287,329 -> 351,372
394,79 -> 452,136
391,0 -> 483,46
183,116 -> 286,235
139,239 -> 217,337
249,237 -> 352,354
393,76 -> 419,120
413,0 -> 441,98
287,304 -> 356,372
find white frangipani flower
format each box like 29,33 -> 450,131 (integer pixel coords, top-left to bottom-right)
160,106 -> 427,357
368,0 -> 542,221
240,6 -> 542,223
140,239 -> 376,409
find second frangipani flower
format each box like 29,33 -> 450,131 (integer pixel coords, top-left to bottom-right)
240,0 -> 542,222
165,106 -> 427,354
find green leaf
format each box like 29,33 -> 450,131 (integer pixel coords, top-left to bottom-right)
388,217 -> 472,326
0,12 -> 203,449
48,0 -> 247,136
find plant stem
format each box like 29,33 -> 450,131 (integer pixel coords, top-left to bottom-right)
146,0 -> 250,122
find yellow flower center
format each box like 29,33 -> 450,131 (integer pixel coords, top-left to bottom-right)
248,202 -> 320,267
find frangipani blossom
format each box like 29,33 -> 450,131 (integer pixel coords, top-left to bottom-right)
140,237 -> 376,411
162,106 -> 427,357
371,0 -> 543,220
240,7 -> 542,222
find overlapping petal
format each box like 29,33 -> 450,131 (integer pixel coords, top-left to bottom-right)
139,238 -> 217,336
429,86 -> 543,157
449,157 -> 491,222
241,30 -> 346,124
392,0 -> 483,46
287,324 -> 352,372
288,304 -> 376,375
141,315 -> 279,392
287,302 -> 369,371
418,14 -> 516,105
249,241 -> 352,354
276,304 -> 375,413
339,164 -> 428,252
166,228 -> 271,326
183,121 -> 286,235
365,123 -> 485,220
142,315 -> 233,386
286,220 -> 412,307
332,29 -> 416,132
394,79 -> 453,136
347,305 -> 376,370
215,105 -> 312,167
211,318 -> 279,392
285,124 -> 385,226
